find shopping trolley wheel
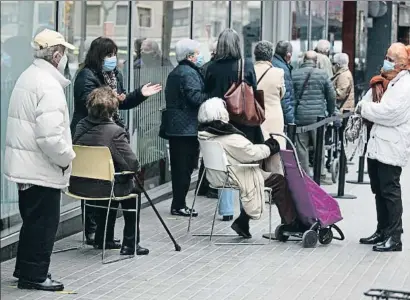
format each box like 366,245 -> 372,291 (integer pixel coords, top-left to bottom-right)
318,228 -> 333,245
331,158 -> 339,183
275,225 -> 289,242
302,230 -> 318,248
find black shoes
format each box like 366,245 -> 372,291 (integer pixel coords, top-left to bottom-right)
373,236 -> 402,252
231,217 -> 252,239
85,233 -> 95,245
171,207 -> 198,217
222,215 -> 234,221
86,233 -> 120,246
120,244 -> 150,256
359,232 -> 385,245
18,277 -> 64,292
94,240 -> 122,250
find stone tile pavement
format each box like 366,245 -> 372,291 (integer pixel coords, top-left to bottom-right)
1,161 -> 409,300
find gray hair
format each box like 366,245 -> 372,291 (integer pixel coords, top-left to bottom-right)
33,44 -> 64,63
315,39 -> 331,54
198,97 -> 229,124
333,53 -> 349,67
175,38 -> 200,63
214,28 -> 242,60
275,41 -> 293,58
304,50 -> 318,63
254,40 -> 274,62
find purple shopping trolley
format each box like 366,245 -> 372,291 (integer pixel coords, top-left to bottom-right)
268,133 -> 345,248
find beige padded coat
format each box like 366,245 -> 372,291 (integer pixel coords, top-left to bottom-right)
254,61 -> 286,174
331,66 -> 355,111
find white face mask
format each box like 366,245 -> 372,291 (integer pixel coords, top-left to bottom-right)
56,53 -> 68,74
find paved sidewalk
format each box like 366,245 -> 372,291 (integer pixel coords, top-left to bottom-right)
1,162 -> 409,300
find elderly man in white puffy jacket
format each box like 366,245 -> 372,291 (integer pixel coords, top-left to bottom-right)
4,29 -> 75,291
356,42 -> 410,252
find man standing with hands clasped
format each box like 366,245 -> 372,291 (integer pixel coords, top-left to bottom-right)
4,29 -> 76,291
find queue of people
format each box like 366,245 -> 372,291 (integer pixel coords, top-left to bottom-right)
3,27 -> 409,293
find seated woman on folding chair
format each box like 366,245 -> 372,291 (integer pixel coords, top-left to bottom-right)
69,86 -> 149,256
197,98 -> 297,238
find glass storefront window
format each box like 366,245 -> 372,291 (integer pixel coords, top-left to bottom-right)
129,1 -> 192,187
328,0 -> 343,56
290,1 -> 309,68
1,1 -> 56,234
193,1 -> 229,62
231,1 -> 262,61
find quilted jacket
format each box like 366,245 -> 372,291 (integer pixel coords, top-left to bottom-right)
71,66 -> 147,136
163,60 -> 208,137
292,61 -> 336,126
4,59 -> 75,189
272,54 -> 294,124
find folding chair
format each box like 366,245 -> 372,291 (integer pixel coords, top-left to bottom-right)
53,145 -> 140,264
187,140 -> 273,245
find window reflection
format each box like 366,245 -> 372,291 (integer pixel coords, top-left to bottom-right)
1,0 -> 56,233
291,1 -> 309,68
231,1 -> 262,60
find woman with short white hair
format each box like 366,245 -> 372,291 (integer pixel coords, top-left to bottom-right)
197,98 -> 297,238
331,52 -> 355,111
161,38 -> 208,217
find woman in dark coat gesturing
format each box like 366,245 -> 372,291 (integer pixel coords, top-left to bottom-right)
72,37 -> 161,246
71,37 -> 161,135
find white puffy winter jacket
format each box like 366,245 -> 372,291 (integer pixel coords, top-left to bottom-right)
4,59 -> 76,189
361,70 -> 410,167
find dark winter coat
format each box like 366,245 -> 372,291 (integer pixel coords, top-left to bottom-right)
71,66 -> 147,136
203,57 -> 264,144
292,61 -> 336,126
162,60 -> 208,137
69,116 -> 140,198
272,54 -> 295,124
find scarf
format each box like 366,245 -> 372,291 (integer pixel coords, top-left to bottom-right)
366,70 -> 400,128
102,70 -> 121,122
101,70 -> 129,139
198,120 -> 246,137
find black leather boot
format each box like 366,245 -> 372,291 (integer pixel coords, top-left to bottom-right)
120,244 -> 149,256
231,211 -> 251,239
359,231 -> 385,245
373,235 -> 402,252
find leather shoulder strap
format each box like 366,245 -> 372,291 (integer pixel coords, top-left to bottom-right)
257,66 -> 272,84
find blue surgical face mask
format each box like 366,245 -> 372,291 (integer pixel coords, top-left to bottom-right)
195,54 -> 204,67
103,56 -> 117,71
383,59 -> 395,72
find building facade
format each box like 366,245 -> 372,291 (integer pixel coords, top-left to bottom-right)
1,0 -> 408,259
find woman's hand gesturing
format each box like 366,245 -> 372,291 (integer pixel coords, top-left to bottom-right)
141,82 -> 162,97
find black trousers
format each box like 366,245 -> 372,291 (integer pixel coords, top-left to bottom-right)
81,200 -> 97,235
93,196 -> 141,247
15,185 -> 61,282
169,136 -> 199,210
367,158 -> 403,237
196,159 -> 209,194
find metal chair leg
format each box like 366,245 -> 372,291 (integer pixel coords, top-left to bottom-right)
188,170 -> 205,233
210,176 -> 229,241
102,197 -> 113,263
52,201 -> 86,254
82,201 -> 86,247
268,191 -> 272,244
